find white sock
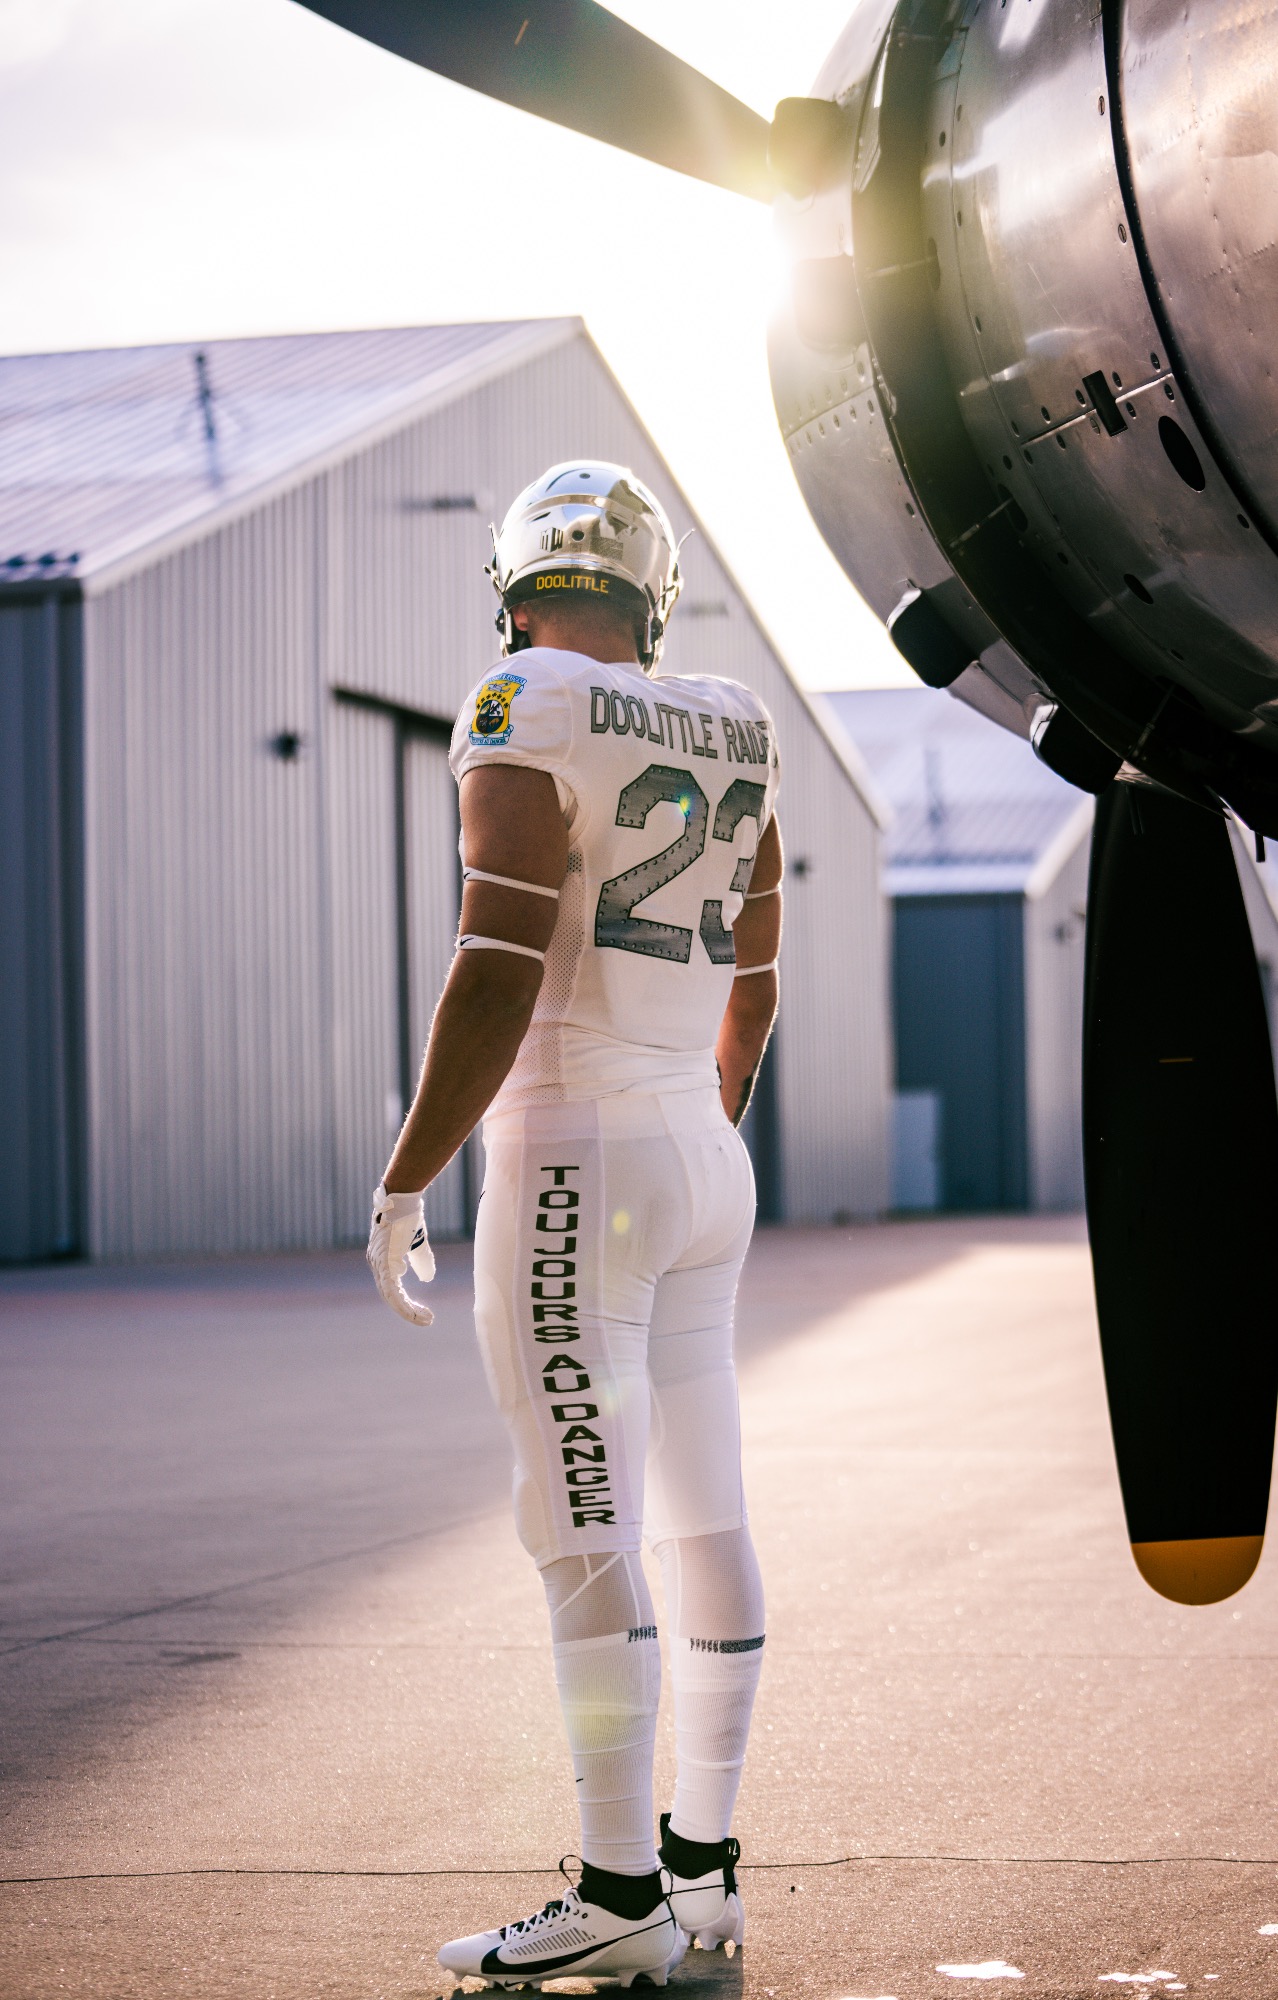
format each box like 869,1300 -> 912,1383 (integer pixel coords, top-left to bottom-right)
667,1634 -> 765,1845
655,1528 -> 766,1846
552,1628 -> 661,1875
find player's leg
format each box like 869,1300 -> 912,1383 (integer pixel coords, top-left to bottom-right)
543,1548 -> 660,1878
656,1527 -> 766,1839
645,1090 -> 764,1949
439,1100 -> 678,1988
535,1097 -> 722,1881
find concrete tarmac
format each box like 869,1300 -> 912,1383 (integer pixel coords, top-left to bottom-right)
3,1218 -> 1278,1999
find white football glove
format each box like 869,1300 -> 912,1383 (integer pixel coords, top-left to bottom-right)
367,1182 -> 436,1326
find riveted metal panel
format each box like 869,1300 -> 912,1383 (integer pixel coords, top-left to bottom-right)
926,0 -> 1278,733
1123,0 -> 1278,545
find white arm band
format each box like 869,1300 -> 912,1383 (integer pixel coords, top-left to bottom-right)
733,959 -> 779,978
463,867 -> 559,900
743,885 -> 781,901
458,934 -> 546,962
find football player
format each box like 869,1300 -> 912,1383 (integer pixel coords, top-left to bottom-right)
368,463 -> 783,1990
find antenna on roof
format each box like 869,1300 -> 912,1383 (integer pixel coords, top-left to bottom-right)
193,350 -> 223,486
924,744 -> 948,858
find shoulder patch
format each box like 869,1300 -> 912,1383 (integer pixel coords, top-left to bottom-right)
469,673 -> 526,746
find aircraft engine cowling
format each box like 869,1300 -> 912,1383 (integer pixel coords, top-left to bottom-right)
769,0 -> 1278,829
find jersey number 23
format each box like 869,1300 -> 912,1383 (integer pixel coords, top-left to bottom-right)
594,764 -> 766,966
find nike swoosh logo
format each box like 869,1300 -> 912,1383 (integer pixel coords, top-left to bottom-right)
480,1914 -> 672,1977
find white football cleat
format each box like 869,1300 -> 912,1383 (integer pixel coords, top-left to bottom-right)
659,1816 -> 745,1951
438,1874 -> 679,1990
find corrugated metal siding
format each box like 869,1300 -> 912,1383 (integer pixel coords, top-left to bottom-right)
758,687 -> 888,1222
74,327 -> 888,1255
888,795 -> 1069,866
831,685 -> 1093,1214
83,490 -> 333,1257
404,730 -> 470,1238
1023,835 -> 1088,1210
328,695 -> 399,1242
0,595 -> 82,1259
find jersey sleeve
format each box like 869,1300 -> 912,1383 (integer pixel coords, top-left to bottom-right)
450,657 -> 577,806
756,697 -> 780,829
718,678 -> 780,829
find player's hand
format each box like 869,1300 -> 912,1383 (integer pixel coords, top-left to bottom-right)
367,1182 -> 436,1325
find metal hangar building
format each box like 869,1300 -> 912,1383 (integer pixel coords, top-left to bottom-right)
0,321 -> 889,1262
826,688 -> 1278,1218
825,686 -> 1090,1215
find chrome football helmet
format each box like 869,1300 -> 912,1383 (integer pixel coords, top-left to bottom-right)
488,460 -> 684,671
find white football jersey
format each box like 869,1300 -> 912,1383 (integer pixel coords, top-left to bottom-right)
450,646 -> 780,1110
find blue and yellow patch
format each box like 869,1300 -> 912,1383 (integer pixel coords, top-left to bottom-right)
469,673 -> 526,746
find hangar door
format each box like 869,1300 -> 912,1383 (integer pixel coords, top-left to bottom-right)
0,596 -> 82,1263
893,894 -> 1028,1211
738,1035 -> 781,1223
329,694 -> 476,1242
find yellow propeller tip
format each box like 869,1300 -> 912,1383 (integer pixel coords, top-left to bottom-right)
1130,1535 -> 1264,1605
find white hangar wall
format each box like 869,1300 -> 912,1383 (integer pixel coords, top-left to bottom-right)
85,495 -> 335,1257
1022,816 -> 1090,1212
1024,808 -> 1278,1215
1023,813 -> 1278,1217
79,325 -> 888,1257
1230,820 -> 1278,1073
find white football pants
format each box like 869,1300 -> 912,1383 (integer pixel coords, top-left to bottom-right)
472,1087 -> 756,1567
473,1085 -> 766,1865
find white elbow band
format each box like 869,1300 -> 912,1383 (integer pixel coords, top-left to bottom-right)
459,934 -> 546,963
743,886 -> 780,901
463,867 -> 559,901
733,959 -> 779,978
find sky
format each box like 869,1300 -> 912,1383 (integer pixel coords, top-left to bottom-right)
0,0 -> 911,690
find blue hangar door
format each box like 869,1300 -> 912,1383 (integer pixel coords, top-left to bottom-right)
893,894 -> 1028,1211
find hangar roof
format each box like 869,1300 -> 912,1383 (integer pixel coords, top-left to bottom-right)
0,318 -> 886,830
0,320 -> 576,586
822,686 -> 1092,897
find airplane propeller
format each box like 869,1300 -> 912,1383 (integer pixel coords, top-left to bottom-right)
1083,782 -> 1278,1604
293,0 -> 774,201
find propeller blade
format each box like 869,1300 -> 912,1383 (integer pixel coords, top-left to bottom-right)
293,0 -> 773,201
1083,781 -> 1278,1604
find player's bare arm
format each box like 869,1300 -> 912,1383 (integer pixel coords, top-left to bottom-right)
381,764 -> 569,1196
380,590 -> 636,1201
716,814 -> 783,1127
